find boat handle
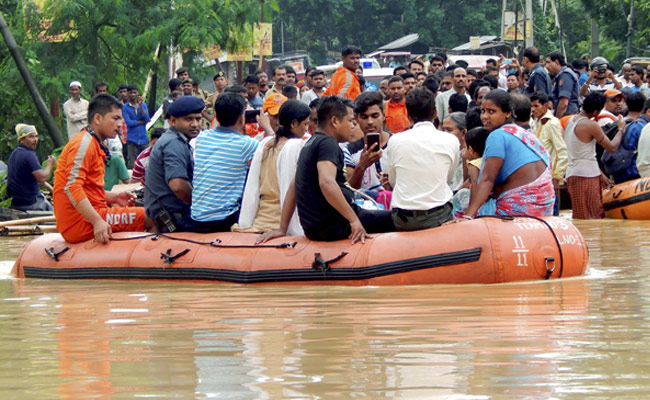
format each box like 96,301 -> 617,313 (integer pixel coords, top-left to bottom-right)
544,257 -> 555,280
160,248 -> 191,265
44,247 -> 70,262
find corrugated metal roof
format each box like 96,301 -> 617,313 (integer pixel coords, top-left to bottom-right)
451,36 -> 499,51
378,34 -> 420,51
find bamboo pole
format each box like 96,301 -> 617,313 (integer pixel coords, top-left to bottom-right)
0,225 -> 58,235
0,215 -> 56,228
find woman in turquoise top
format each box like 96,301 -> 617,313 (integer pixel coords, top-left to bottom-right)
462,90 -> 555,218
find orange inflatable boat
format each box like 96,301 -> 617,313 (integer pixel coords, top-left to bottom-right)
12,216 -> 588,285
603,177 -> 650,219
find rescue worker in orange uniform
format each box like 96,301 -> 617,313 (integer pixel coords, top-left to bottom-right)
384,76 -> 410,134
323,46 -> 362,100
53,94 -> 153,243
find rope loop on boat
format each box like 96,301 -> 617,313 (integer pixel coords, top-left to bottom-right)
108,233 -> 296,249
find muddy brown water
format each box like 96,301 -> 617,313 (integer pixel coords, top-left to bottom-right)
1,218 -> 649,399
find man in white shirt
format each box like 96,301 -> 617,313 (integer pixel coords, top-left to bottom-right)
301,69 -> 326,105
385,87 -> 460,230
435,67 -> 471,123
635,100 -> 650,176
63,81 -> 89,140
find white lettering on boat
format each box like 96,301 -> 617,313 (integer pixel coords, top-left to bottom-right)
512,235 -> 529,267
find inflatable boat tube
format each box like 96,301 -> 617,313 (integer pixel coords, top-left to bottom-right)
603,177 -> 650,220
12,216 -> 588,285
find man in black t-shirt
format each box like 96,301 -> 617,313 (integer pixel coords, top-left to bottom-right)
257,96 -> 395,244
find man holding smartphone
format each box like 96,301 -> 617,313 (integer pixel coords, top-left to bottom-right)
342,91 -> 391,194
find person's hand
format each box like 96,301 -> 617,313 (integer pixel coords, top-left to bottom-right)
378,172 -> 392,190
138,96 -> 144,104
589,69 -> 598,80
257,112 -> 272,133
114,191 -> 136,207
617,115 -> 626,132
349,219 -> 370,244
443,214 -> 473,225
358,144 -> 382,169
255,229 -> 286,244
46,155 -> 56,167
93,219 -> 112,244
600,174 -> 612,189
606,69 -> 615,80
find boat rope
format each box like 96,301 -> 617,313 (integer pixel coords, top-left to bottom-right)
475,215 -> 564,279
44,246 -> 70,262
311,252 -> 348,278
108,233 -> 296,249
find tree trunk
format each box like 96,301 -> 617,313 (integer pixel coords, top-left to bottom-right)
0,12 -> 64,147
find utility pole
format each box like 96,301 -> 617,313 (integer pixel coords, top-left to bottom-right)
501,0 -> 508,39
525,0 -> 534,47
626,0 -> 634,59
591,20 -> 599,58
0,12 -> 64,147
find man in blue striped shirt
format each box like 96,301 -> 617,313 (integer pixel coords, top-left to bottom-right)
191,93 -> 259,232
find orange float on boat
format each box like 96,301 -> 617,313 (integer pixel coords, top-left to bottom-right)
603,177 -> 650,219
12,216 -> 588,285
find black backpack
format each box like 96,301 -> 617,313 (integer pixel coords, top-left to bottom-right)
600,118 -> 641,175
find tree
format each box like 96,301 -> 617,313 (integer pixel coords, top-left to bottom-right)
0,0 -> 265,161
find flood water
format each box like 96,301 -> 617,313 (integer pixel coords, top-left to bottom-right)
1,218 -> 650,399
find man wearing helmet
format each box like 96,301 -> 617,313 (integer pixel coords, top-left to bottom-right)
580,57 -> 622,96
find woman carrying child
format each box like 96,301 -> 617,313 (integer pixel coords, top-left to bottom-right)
461,90 -> 555,218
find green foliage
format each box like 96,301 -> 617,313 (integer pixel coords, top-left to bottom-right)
273,0 -> 649,67
0,170 -> 11,209
1,0 -> 264,162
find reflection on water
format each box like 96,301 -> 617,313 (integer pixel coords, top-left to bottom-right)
1,219 -> 650,398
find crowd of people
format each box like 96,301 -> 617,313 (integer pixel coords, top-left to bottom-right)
5,44 -> 650,244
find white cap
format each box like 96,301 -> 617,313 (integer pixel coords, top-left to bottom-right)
69,81 -> 82,88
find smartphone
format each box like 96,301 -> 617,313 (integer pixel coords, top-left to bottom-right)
366,133 -> 380,152
245,109 -> 260,124
503,59 -> 512,65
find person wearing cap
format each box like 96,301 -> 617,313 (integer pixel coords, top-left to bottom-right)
191,93 -> 260,232
6,124 -> 56,211
205,71 -> 228,122
596,89 -> 626,127
580,57 -> 622,96
181,78 -> 194,96
144,96 -> 205,233
263,93 -> 288,133
175,67 -> 189,81
53,94 -> 152,243
103,138 -> 130,191
63,81 -> 89,141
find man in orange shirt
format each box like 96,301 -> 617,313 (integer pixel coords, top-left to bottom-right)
53,94 -> 153,243
323,46 -> 362,100
385,76 -> 410,134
